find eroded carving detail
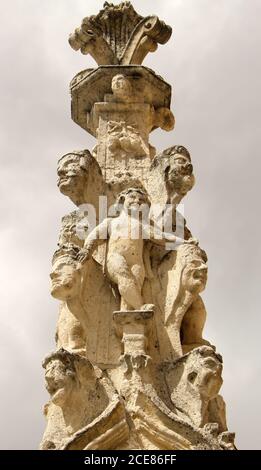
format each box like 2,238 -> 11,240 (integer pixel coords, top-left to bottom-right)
41,349 -> 121,450
69,2 -> 172,66
57,150 -> 104,207
165,347 -> 223,428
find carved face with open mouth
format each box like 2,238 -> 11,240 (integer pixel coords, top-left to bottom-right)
50,259 -> 80,301
57,154 -> 88,202
45,359 -> 75,406
182,258 -> 208,295
166,152 -> 195,198
117,188 -> 150,214
185,347 -> 223,401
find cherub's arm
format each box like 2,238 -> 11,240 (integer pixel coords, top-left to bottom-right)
144,223 -> 197,247
78,218 -> 110,265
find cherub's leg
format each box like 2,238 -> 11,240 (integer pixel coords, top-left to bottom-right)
131,263 -> 145,293
107,254 -> 143,310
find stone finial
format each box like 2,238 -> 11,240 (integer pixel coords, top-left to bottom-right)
68,2 -> 172,65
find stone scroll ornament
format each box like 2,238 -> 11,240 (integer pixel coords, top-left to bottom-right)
41,2 -> 236,450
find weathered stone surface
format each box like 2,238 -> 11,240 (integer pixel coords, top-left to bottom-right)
41,1 -> 235,451
41,349 -> 122,450
68,2 -> 172,66
57,149 -> 105,208
70,66 -> 173,137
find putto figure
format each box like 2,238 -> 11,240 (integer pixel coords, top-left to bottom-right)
78,187 -> 195,311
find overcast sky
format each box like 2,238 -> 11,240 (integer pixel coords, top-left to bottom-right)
0,0 -> 260,450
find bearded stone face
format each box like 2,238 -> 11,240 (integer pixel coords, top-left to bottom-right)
122,189 -> 150,212
45,359 -> 75,406
187,347 -> 223,400
57,155 -> 88,204
50,258 -> 81,301
182,258 -> 208,295
166,152 -> 195,198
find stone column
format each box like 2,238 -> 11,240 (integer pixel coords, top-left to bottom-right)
40,1 -> 236,451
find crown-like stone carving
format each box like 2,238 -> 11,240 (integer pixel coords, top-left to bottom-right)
69,2 -> 172,65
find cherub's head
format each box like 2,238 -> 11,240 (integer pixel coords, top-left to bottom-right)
111,74 -> 132,101
57,150 -> 92,205
117,187 -> 150,212
50,244 -> 81,301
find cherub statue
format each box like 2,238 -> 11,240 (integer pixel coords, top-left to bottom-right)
78,187 -> 196,311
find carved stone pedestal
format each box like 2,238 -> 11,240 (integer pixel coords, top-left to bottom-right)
113,309 -> 153,368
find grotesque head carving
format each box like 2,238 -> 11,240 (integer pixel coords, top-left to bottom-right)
50,244 -> 81,301
166,346 -> 223,428
184,347 -> 223,400
111,74 -> 132,102
57,150 -> 102,206
43,349 -> 94,407
58,211 -> 88,248
178,244 -> 208,296
151,145 -> 195,202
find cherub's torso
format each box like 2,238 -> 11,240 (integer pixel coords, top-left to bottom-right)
108,213 -> 145,265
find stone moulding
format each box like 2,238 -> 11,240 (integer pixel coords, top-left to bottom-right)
70,66 -> 172,136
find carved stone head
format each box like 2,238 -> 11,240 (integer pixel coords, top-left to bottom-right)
117,187 -> 150,212
43,349 -> 77,406
166,146 -> 194,196
50,244 -> 81,301
166,346 -> 223,427
43,349 -> 94,407
151,145 -> 195,203
179,244 -> 208,296
183,347 -> 223,400
57,150 -> 103,206
111,74 -> 132,101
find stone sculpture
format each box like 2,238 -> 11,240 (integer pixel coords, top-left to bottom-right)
57,149 -> 105,209
77,187 -> 194,311
41,1 -> 236,450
